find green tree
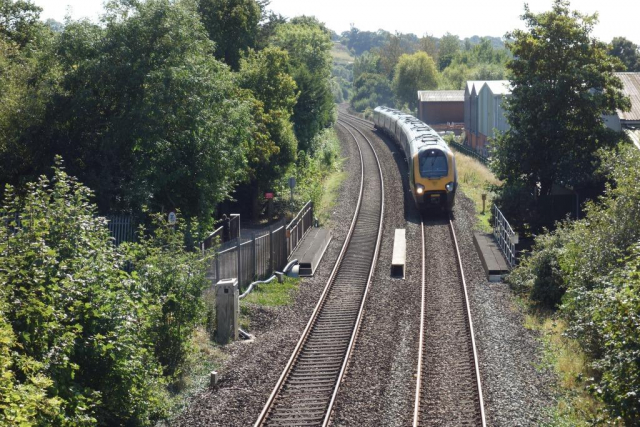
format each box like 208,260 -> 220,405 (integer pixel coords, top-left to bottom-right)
418,34 -> 438,63
198,0 -> 261,70
350,72 -> 394,111
15,0 -> 253,226
353,51 -> 381,82
437,32 -> 460,70
271,17 -> 334,150
378,32 -> 404,78
491,0 -> 629,199
0,0 -> 43,47
238,46 -> 298,218
392,51 -> 438,110
609,36 -> 640,71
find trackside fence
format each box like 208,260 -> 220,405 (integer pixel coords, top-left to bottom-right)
204,202 -> 314,289
449,140 -> 489,165
493,204 -> 517,267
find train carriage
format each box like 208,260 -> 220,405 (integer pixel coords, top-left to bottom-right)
373,106 -> 457,212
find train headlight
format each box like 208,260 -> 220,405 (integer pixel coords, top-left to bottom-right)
445,182 -> 455,192
416,184 -> 425,195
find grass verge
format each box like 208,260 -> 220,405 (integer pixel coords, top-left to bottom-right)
242,277 -> 300,307
452,151 -> 501,231
523,309 -> 609,426
317,169 -> 347,226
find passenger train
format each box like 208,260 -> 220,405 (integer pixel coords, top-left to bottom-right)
373,106 -> 457,212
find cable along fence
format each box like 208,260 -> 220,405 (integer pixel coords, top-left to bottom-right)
493,204 -> 517,267
203,201 -> 314,289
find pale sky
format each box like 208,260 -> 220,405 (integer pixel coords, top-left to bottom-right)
34,0 -> 640,45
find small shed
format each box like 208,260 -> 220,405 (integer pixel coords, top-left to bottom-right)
417,90 -> 464,125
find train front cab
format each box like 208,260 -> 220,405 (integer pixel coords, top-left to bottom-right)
411,147 -> 457,213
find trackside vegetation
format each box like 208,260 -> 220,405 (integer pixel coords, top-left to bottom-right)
508,145 -> 640,423
0,161 -> 213,425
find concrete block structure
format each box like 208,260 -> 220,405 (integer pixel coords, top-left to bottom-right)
215,278 -> 239,344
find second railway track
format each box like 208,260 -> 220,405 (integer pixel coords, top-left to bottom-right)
254,117 -> 384,426
414,217 -> 486,426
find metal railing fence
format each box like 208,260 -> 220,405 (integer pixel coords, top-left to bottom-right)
205,202 -> 314,289
449,140 -> 489,165
493,204 -> 517,267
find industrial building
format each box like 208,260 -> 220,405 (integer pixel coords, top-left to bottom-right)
463,80 -> 511,158
417,90 -> 464,133
605,72 -> 640,150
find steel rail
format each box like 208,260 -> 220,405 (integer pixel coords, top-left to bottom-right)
448,214 -> 487,427
254,115 -> 384,426
328,118 -> 385,424
413,220 -> 427,426
412,215 -> 487,426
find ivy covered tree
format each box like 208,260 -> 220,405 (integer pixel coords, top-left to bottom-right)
491,0 -> 630,200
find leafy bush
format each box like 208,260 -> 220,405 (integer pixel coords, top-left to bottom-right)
585,244 -> 640,423
509,144 -> 640,420
125,213 -> 210,379
507,230 -> 568,308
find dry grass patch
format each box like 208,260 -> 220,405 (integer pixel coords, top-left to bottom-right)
454,152 -> 501,231
524,313 -> 611,426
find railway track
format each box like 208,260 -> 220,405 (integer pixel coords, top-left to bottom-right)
254,116 -> 384,426
413,217 -> 486,426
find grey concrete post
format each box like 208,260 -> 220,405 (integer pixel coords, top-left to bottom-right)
215,278 -> 239,344
236,238 -> 242,288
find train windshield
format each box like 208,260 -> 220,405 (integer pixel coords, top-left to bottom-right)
419,149 -> 448,178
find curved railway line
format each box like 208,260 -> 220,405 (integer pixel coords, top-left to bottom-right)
254,118 -> 385,426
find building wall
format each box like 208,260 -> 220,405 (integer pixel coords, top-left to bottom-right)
419,101 -> 464,124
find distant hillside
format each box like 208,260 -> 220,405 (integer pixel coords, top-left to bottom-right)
331,41 -> 354,64
463,35 -> 505,49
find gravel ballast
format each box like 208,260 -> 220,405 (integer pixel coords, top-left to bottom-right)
330,113 -> 556,426
173,113 -> 557,426
172,124 -> 362,427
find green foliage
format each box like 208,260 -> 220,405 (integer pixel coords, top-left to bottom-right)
10,0 -> 254,226
0,160 -> 169,426
237,46 -> 298,218
353,51 -> 381,82
125,213 -> 210,379
350,72 -> 394,112
609,36 -> 640,71
340,26 -> 389,56
197,0 -> 261,70
0,0 -> 43,47
392,51 -> 438,111
508,230 -> 568,308
439,38 -> 509,89
491,0 -> 630,198
437,32 -> 460,70
508,144 -> 640,422
271,17 -> 334,150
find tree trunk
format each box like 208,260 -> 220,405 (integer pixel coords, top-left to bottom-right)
251,185 -> 260,223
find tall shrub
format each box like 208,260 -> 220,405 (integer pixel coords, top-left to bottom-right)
0,160 -> 168,426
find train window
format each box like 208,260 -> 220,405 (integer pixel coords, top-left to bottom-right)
419,149 -> 448,178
